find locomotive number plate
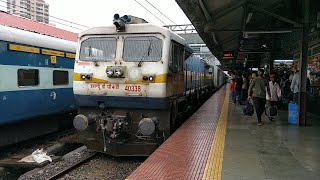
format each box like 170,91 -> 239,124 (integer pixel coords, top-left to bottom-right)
87,83 -> 147,96
124,85 -> 141,92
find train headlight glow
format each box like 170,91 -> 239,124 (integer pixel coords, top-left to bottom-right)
149,76 -> 154,81
81,75 -> 86,80
106,67 -> 114,77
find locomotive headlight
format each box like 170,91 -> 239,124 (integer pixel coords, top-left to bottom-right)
86,75 -> 91,79
149,76 -> 154,81
81,75 -> 86,80
114,67 -> 123,76
106,67 -> 114,77
143,76 -> 148,81
127,66 -> 141,82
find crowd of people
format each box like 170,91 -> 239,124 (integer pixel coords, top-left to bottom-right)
229,68 -> 307,126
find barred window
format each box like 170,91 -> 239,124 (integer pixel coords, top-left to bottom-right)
18,69 -> 39,86
53,70 -> 68,85
80,37 -> 117,61
123,36 -> 162,62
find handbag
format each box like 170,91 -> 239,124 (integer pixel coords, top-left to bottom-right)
265,101 -> 278,117
243,100 -> 254,116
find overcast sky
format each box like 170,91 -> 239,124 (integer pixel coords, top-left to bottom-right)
0,0 -> 191,32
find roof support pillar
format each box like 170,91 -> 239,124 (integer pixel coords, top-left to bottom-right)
298,0 -> 310,126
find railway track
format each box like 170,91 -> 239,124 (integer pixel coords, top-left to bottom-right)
47,152 -> 97,180
18,146 -> 97,180
0,129 -> 76,158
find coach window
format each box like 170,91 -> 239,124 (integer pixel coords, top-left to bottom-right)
53,70 -> 68,85
18,69 -> 39,86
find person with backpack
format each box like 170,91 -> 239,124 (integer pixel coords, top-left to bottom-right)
248,69 -> 268,126
266,74 -> 281,121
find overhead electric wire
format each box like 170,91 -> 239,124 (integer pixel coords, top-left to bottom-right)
133,0 -> 166,25
49,19 -> 84,31
0,0 -> 89,29
144,0 -> 178,25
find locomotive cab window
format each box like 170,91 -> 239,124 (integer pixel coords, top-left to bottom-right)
123,36 -> 162,62
53,70 -> 68,85
18,69 -> 39,86
79,37 -> 117,61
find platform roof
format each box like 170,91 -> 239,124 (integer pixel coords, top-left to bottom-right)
175,0 -> 319,66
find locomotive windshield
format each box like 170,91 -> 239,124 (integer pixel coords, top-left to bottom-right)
79,37 -> 116,61
123,36 -> 162,62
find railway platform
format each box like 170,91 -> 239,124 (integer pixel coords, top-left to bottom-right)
127,85 -> 320,180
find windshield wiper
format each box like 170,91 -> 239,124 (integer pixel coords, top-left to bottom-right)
138,39 -> 153,67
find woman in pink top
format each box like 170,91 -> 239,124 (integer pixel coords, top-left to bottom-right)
266,74 -> 281,104
266,74 -> 281,121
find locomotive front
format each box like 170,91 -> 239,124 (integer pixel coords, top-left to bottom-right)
73,15 -> 173,156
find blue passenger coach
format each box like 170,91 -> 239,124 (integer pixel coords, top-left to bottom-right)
0,25 -> 77,125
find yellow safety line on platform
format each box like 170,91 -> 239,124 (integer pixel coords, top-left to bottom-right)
202,86 -> 229,180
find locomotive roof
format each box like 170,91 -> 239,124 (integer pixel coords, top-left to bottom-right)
79,23 -> 186,46
0,25 -> 76,53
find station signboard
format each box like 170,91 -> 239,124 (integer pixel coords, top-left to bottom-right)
223,51 -> 234,59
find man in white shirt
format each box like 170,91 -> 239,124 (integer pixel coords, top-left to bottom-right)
290,69 -> 300,103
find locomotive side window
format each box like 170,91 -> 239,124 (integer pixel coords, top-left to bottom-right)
53,70 -> 68,85
80,37 -> 117,61
123,36 -> 162,62
18,69 -> 39,86
171,43 -> 184,72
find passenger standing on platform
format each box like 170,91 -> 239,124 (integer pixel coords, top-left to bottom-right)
266,74 -> 281,121
290,69 -> 300,103
241,74 -> 248,104
235,74 -> 243,104
248,69 -> 268,126
230,78 -> 236,103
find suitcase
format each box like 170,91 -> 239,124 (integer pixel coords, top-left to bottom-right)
288,103 -> 298,124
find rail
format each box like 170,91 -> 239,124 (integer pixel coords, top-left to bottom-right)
18,146 -> 97,180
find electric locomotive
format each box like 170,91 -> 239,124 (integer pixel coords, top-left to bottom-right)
73,14 -> 224,156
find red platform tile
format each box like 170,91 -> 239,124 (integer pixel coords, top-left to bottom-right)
127,86 -> 226,180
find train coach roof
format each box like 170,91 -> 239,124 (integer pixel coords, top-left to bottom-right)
0,25 -> 76,53
0,11 -> 78,42
79,23 -> 186,46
